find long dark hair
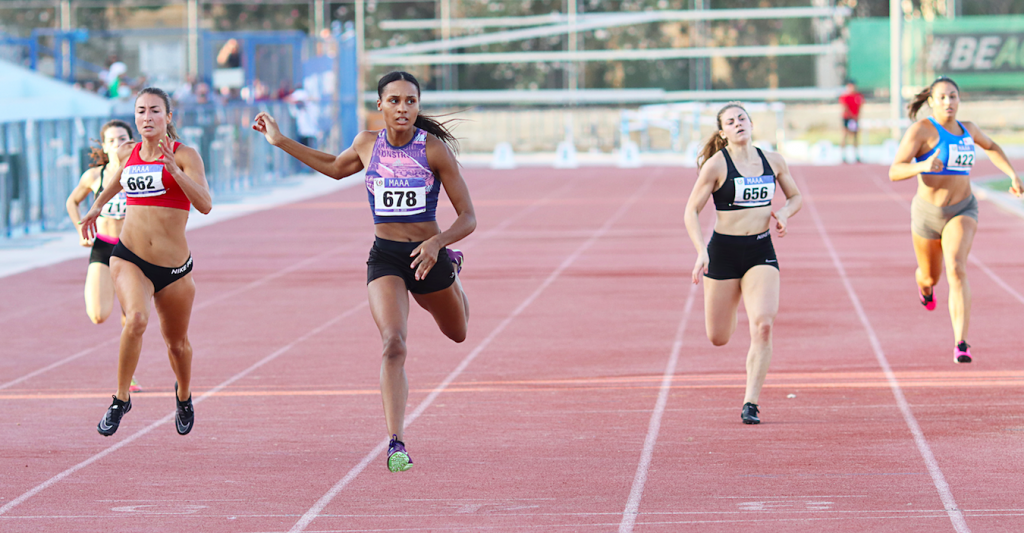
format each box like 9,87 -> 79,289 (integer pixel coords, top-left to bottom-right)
135,87 -> 179,140
88,119 -> 134,167
697,102 -> 750,169
377,71 -> 459,153
908,76 -> 960,120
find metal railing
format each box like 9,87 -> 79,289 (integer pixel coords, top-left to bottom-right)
0,101 -> 302,239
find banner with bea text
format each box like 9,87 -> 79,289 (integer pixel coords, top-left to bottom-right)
848,16 -> 1024,92
908,16 -> 1024,90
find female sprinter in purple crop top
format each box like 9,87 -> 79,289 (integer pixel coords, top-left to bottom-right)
683,103 -> 802,425
252,71 -> 475,472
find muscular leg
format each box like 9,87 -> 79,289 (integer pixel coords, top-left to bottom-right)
411,276 -> 469,343
912,232 -> 943,297
941,216 -> 977,343
739,266 -> 780,405
368,276 -> 411,440
109,258 -> 154,401
154,273 -> 196,401
703,278 -> 742,346
84,262 -> 116,324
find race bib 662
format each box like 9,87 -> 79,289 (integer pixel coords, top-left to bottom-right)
121,164 -> 166,198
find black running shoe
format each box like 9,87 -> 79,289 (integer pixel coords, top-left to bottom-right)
97,395 -> 131,436
741,402 -> 760,425
174,382 -> 194,435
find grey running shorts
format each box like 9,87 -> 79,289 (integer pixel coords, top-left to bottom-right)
911,193 -> 978,240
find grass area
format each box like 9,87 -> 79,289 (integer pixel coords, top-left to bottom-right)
977,177 -> 1013,191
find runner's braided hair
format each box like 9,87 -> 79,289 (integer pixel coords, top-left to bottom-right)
88,119 -> 134,167
377,71 -> 460,154
697,102 -> 750,169
908,76 -> 960,120
136,86 -> 179,141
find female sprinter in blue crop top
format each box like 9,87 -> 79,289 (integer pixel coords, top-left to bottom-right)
683,103 -> 802,425
252,71 -> 475,472
889,77 -> 1022,364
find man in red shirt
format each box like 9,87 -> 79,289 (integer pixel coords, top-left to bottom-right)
839,80 -> 864,163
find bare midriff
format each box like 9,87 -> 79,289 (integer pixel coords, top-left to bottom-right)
917,173 -> 972,207
713,206 -> 772,236
374,220 -> 443,242
119,205 -> 190,267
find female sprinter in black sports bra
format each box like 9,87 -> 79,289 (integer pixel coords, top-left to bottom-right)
683,103 -> 802,425
252,70 -> 475,472
65,120 -> 141,393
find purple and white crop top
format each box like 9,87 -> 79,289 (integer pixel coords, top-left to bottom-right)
364,128 -> 440,224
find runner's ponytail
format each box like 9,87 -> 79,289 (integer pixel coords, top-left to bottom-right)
88,119 -> 134,167
908,76 -> 960,120
377,71 -> 460,154
697,102 -> 749,169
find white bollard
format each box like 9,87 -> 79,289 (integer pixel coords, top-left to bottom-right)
617,140 -> 641,168
490,142 -> 516,169
554,139 -> 579,169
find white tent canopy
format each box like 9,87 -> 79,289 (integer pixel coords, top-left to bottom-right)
0,60 -> 113,122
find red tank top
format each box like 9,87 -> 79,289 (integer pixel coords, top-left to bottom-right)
120,141 -> 192,211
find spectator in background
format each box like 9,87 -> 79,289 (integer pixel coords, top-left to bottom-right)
839,80 -> 864,164
105,60 -> 128,99
173,74 -> 198,105
194,82 -> 211,105
285,87 -> 319,148
217,39 -> 242,68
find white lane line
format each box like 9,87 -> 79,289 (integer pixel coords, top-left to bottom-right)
803,176 -> 970,533
870,175 -> 1024,307
0,300 -> 367,517
0,172 -> 584,516
0,242 -> 359,392
0,175 -> 579,392
288,174 -> 660,533
619,282 -> 699,533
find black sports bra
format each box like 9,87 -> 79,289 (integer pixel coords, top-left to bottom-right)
711,148 -> 776,211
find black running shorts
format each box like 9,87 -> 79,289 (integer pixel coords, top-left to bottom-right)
111,242 -> 193,293
705,230 -> 779,280
89,238 -> 116,265
367,237 -> 456,294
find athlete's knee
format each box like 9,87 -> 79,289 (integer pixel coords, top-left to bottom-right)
707,329 -> 731,346
751,317 -> 774,343
87,308 -> 107,325
381,333 -> 407,362
122,311 -> 148,337
166,337 -> 191,359
946,259 -> 968,283
445,326 -> 467,344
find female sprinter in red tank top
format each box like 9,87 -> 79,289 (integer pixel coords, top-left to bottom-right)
80,87 -> 212,437
683,103 -> 802,425
65,120 -> 141,393
252,71 -> 474,472
889,76 -> 1022,363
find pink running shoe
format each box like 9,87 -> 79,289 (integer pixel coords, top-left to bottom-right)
129,378 -> 142,393
919,288 -> 936,311
954,341 -> 972,364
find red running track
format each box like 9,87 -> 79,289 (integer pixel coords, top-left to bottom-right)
1,162 -> 1023,532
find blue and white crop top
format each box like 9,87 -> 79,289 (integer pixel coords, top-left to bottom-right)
917,117 -> 975,176
364,128 -> 440,224
712,148 -> 776,211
